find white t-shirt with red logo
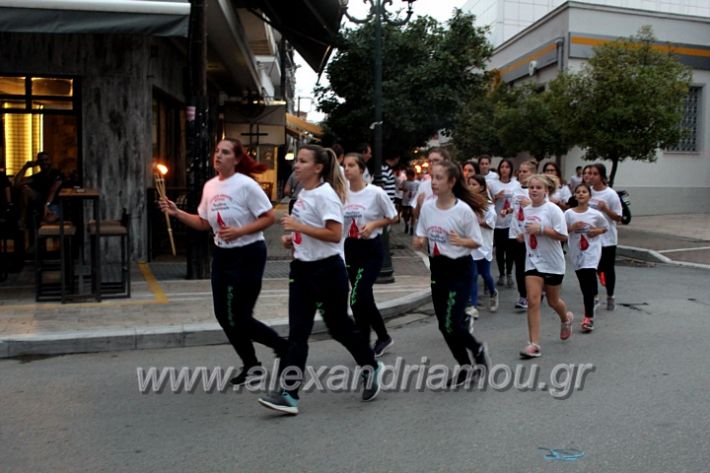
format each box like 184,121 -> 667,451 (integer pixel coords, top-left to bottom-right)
508,187 -> 531,239
343,184 -> 398,240
416,199 -> 483,259
589,186 -> 622,247
521,201 -> 568,274
472,203 -> 497,262
291,183 -> 344,261
488,179 -> 521,229
197,173 -> 273,248
564,208 -> 609,270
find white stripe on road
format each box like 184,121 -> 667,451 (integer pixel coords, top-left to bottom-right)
658,246 -> 710,254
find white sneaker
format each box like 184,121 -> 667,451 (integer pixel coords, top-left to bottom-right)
489,292 -> 499,313
465,305 -> 479,319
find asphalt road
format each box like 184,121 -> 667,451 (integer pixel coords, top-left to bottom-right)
1,260 -> 709,472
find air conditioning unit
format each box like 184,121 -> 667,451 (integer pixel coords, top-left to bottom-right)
528,60 -> 538,76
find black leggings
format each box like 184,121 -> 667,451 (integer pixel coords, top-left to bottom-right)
494,228 -> 514,277
575,268 -> 598,318
211,242 -> 288,368
282,255 -> 377,397
511,239 -> 527,298
430,255 -> 483,366
345,236 -> 388,344
598,246 -> 617,297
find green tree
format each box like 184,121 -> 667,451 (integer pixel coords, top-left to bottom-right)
315,11 -> 491,157
549,26 -> 692,185
496,84 -> 574,161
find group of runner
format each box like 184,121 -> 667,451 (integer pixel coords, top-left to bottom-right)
160,139 -> 623,416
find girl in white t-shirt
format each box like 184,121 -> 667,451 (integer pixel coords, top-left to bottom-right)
414,161 -> 489,387
258,145 -> 380,415
467,175 -> 499,318
565,183 -> 608,333
343,153 -> 398,357
160,139 -> 287,386
542,162 -> 572,211
509,160 -> 536,312
401,168 -> 420,235
519,174 -> 573,359
584,163 -> 624,311
489,158 -> 520,288
413,147 -> 449,219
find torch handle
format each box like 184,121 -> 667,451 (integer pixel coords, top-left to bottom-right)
164,211 -> 176,256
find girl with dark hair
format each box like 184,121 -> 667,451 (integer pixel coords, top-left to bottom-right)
159,138 -> 287,386
467,175 -> 499,318
477,155 -> 499,182
488,158 -> 520,288
542,162 -> 572,210
463,160 -> 479,180
258,145 -> 381,415
518,174 -> 572,359
413,147 -> 450,218
342,152 -> 398,357
565,183 -> 608,333
414,161 -> 489,387
585,163 -> 623,311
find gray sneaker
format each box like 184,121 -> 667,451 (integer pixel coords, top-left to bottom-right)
362,361 -> 383,402
607,296 -> 615,311
496,276 -> 505,286
373,336 -> 394,358
258,390 -> 299,415
506,275 -> 514,288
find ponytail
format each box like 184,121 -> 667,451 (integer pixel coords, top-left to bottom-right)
325,148 -> 347,203
224,139 -> 267,178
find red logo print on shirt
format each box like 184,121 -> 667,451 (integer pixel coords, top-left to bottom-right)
433,242 -> 441,256
517,206 -> 525,221
503,199 -> 510,211
529,233 -> 538,250
293,232 -> 302,245
216,211 -> 227,229
580,234 -> 589,251
348,218 -> 359,239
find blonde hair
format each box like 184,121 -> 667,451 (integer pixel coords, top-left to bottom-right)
527,174 -> 556,194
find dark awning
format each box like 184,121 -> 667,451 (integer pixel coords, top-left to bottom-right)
0,0 -> 190,37
239,0 -> 343,73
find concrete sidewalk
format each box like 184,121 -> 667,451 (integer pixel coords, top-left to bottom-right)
618,213 -> 710,268
0,213 -> 432,358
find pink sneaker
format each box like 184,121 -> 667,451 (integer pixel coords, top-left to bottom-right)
560,312 -> 574,340
520,342 -> 541,359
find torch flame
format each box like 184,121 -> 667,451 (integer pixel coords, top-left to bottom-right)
155,163 -> 169,176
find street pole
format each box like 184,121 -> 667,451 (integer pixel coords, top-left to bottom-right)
342,0 -> 415,284
186,0 -> 210,279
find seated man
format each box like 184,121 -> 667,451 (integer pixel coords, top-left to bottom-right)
14,151 -> 63,227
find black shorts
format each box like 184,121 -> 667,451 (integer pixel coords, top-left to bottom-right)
525,269 -> 564,286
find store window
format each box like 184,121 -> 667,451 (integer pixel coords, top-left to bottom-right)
0,76 -> 79,181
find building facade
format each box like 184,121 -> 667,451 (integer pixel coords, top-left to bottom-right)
487,1 -> 709,215
464,0 -> 710,47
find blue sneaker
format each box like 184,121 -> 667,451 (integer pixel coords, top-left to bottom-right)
258,390 -> 299,415
362,361 -> 383,402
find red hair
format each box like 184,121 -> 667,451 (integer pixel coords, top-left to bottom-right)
224,139 -> 267,177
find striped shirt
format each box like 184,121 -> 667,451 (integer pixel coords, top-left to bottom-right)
380,163 -> 397,203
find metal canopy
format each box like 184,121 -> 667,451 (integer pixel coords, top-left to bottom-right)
0,0 -> 190,37
239,0 -> 343,73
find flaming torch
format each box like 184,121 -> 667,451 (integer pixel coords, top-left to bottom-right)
154,163 -> 176,256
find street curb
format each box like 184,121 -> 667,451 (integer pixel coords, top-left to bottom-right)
618,245 -> 710,270
0,290 -> 432,359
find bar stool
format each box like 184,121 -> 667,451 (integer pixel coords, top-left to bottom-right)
88,210 -> 130,298
35,222 -> 76,302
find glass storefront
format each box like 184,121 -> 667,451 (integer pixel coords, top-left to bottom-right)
0,76 -> 79,180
